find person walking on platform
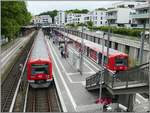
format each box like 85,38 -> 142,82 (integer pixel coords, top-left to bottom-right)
60,46 -> 64,58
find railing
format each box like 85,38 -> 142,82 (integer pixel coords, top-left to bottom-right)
135,3 -> 149,9
131,13 -> 149,19
86,70 -> 104,88
104,62 -> 149,89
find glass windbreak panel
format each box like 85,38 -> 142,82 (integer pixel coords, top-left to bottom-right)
31,64 -> 49,75
115,58 -> 127,66
104,56 -> 108,64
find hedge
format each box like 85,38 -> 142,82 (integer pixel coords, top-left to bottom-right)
92,26 -> 143,38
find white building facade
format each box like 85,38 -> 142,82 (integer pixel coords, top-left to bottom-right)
31,15 -> 52,25
55,10 -> 67,26
89,10 -> 107,27
65,10 -> 107,27
106,1 -> 142,28
72,13 -> 87,24
106,8 -> 135,27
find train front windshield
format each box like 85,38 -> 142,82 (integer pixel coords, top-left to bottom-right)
31,64 -> 49,75
115,58 -> 128,66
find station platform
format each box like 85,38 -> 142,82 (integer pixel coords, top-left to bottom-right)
45,36 -> 107,112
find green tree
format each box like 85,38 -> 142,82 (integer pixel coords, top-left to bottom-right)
96,8 -> 107,11
1,1 -> 32,41
86,21 -> 94,28
81,9 -> 89,14
66,9 -> 89,14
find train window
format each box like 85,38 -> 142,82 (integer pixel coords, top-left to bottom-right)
115,58 -> 128,66
31,64 -> 49,75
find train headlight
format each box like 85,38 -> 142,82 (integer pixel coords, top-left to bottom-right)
119,67 -> 123,70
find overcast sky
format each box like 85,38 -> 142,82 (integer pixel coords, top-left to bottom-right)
27,1 -> 121,15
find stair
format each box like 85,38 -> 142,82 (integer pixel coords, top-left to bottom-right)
86,70 -> 104,90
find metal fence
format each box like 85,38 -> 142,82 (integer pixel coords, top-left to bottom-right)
104,62 -> 149,89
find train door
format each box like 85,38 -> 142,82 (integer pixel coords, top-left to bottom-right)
98,52 -> 102,65
87,47 -> 89,57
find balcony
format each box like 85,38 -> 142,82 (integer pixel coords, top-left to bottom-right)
131,13 -> 149,19
106,15 -> 117,20
135,3 -> 149,9
132,24 -> 150,29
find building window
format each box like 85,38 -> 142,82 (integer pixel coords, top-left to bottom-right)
94,16 -> 97,20
101,17 -> 103,20
101,21 -> 102,24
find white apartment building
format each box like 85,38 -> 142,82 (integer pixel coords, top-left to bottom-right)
89,10 -> 107,27
72,13 -> 87,24
31,15 -> 52,25
67,13 -> 89,25
31,16 -> 41,25
40,15 -> 52,25
55,10 -> 67,26
130,2 -> 149,29
66,13 -> 74,24
106,1 -> 142,28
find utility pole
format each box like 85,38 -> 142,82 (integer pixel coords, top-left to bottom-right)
79,25 -> 84,75
139,23 -> 146,65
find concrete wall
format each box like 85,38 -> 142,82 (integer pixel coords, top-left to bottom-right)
111,42 -> 116,49
118,44 -> 125,53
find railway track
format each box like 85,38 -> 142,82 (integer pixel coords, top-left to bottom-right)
25,83 -> 62,112
1,31 -> 37,112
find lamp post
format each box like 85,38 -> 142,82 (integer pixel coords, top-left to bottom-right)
107,22 -> 111,64
64,27 -> 68,58
139,23 -> 146,65
79,25 -> 84,75
99,32 -> 106,111
148,1 -> 150,112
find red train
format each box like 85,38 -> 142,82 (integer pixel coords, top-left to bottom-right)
57,31 -> 128,72
27,30 -> 53,88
